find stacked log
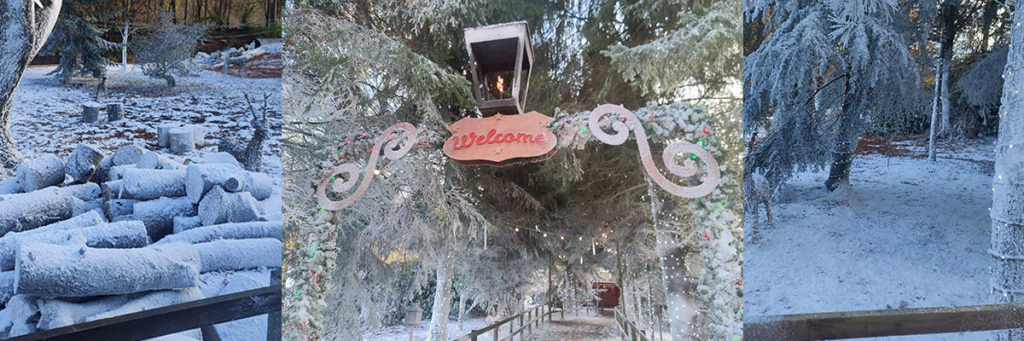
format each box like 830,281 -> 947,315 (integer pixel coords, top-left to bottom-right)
81,104 -> 100,123
105,104 -> 124,122
0,146 -> 280,338
16,155 -> 65,192
0,188 -> 74,235
15,241 -> 200,297
65,144 -> 104,183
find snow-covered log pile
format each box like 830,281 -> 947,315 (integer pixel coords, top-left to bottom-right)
0,144 -> 280,338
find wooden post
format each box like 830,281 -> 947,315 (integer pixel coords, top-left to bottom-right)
617,241 -> 626,312
493,322 -> 499,341
527,310 -> 532,334
267,270 -> 282,341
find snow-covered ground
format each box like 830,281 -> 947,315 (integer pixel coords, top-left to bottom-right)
11,63 -> 282,177
354,317 -> 489,341
355,310 -> 625,341
745,136 -> 1000,340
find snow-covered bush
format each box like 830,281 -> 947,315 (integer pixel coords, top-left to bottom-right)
134,13 -> 206,88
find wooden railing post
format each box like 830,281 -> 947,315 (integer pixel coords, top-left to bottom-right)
518,314 -> 523,341
529,309 -> 533,334
268,269 -> 282,341
536,306 -> 541,327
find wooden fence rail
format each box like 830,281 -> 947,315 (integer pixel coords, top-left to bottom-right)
455,302 -> 562,341
8,284 -> 282,341
744,302 -> 1024,340
613,308 -> 649,341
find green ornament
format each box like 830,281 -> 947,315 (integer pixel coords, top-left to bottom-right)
581,127 -> 589,133
297,289 -> 301,295
690,154 -> 697,160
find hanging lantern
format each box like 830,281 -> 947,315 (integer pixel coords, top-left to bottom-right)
464,21 -> 533,116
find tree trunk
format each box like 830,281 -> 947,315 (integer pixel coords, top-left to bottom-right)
427,247 -> 455,341
938,1 -> 957,136
991,5 -> 1024,340
456,285 -> 467,330
122,24 -> 130,71
825,79 -> 858,193
0,0 -> 63,168
162,74 -> 176,88
981,0 -> 996,54
929,38 -> 944,162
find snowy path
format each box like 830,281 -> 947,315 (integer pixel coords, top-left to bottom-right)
520,312 -> 619,341
745,138 -> 1000,340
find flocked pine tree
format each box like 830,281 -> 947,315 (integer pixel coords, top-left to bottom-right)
744,0 -> 923,193
39,0 -> 116,84
990,2 -> 1024,339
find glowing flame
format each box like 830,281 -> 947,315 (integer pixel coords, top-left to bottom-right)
496,76 -> 505,95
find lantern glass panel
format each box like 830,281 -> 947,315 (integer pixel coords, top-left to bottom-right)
483,70 -> 514,100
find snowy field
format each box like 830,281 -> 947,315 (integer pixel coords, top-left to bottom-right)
354,310 -> 625,340
10,63 -> 282,177
745,136 -> 1000,340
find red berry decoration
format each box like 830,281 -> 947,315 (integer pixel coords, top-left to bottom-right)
703,128 -> 710,135
703,233 -> 711,240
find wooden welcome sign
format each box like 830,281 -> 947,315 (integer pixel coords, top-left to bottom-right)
442,112 -> 557,166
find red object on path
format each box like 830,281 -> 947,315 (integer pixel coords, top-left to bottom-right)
592,281 -> 620,308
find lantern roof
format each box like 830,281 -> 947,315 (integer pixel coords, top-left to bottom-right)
464,21 -> 533,71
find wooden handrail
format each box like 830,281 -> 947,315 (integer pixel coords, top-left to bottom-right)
614,308 -> 650,341
454,302 -> 561,341
744,302 -> 1024,340
6,284 -> 282,341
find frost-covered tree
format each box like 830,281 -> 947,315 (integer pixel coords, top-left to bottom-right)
958,46 -> 1008,131
990,1 -> 1024,339
0,0 -> 63,168
744,0 -> 922,193
134,12 -> 205,87
39,0 -> 116,84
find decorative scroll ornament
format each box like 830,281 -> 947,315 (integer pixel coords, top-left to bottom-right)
588,104 -> 720,198
316,123 -> 417,211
